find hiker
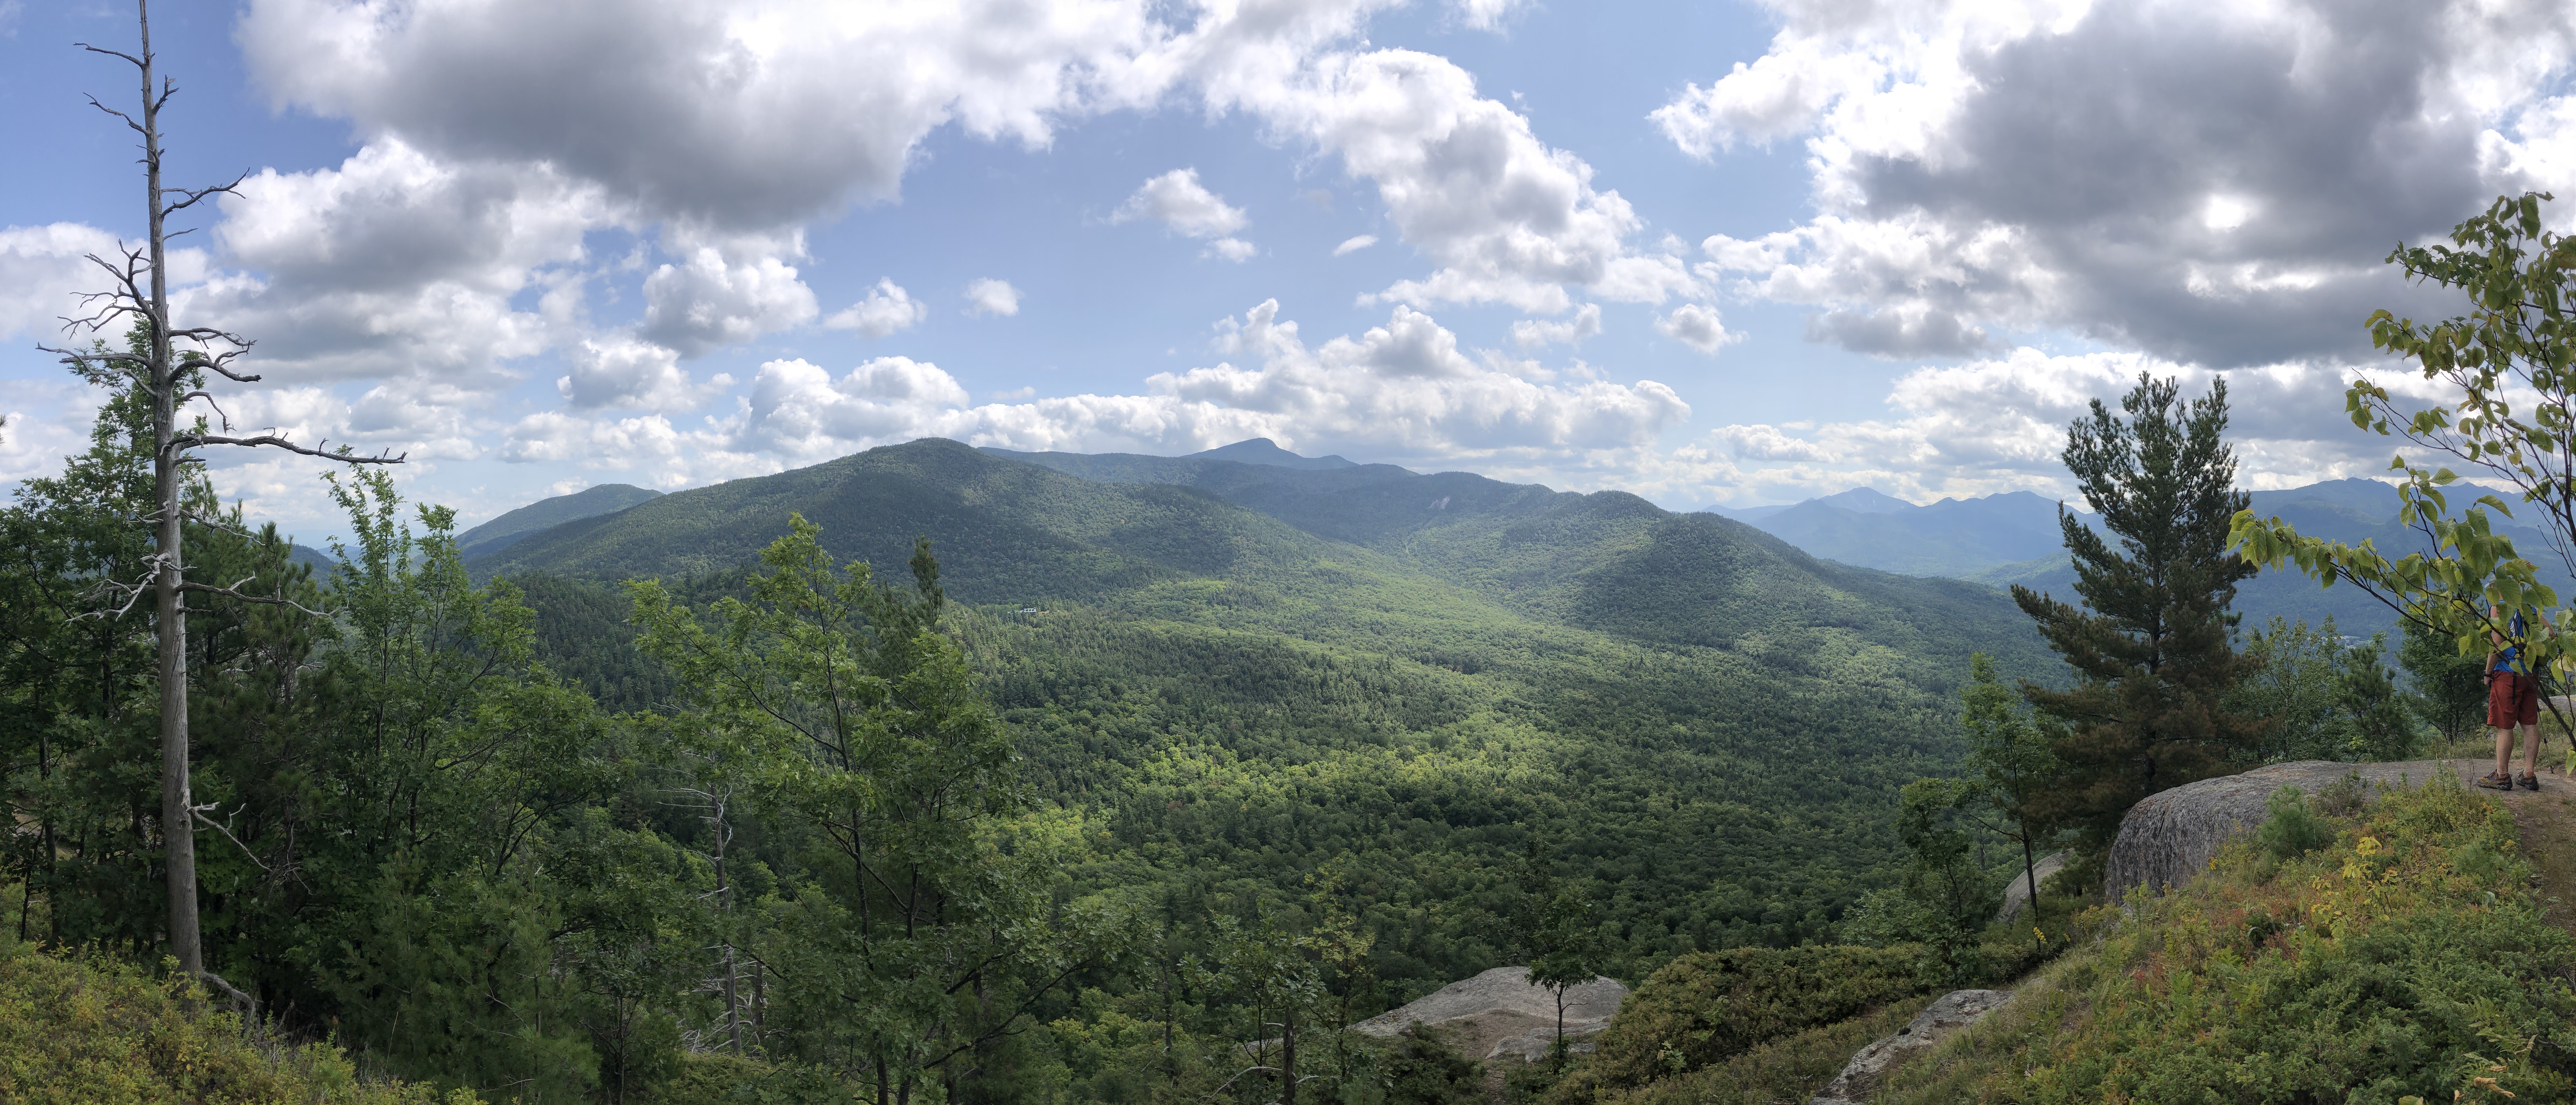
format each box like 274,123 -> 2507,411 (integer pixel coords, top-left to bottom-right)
2482,602 -> 2543,791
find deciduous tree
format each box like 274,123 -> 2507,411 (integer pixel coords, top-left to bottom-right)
628,517 -> 1130,1103
2235,193 -> 2576,716
1956,653 -> 2059,928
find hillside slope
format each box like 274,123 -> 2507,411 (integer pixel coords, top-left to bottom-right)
456,482 -> 662,558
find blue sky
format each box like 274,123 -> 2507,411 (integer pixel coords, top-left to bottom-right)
4,0 -> 2575,543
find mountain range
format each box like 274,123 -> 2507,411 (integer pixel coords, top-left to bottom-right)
1714,478 -> 2572,638
461,435 -> 2056,989
450,435 -> 2572,995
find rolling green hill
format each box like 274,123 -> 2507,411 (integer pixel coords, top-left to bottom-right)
478,438 -> 2053,997
455,482 -> 662,558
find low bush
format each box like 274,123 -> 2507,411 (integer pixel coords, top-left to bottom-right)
1540,944 -> 1930,1103
1879,774 -> 2576,1104
2257,783 -> 2333,860
1563,999 -> 1923,1105
0,947 -> 472,1105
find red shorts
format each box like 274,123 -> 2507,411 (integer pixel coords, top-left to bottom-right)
2490,671 -> 2540,729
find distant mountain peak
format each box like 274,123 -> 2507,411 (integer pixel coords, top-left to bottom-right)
1186,438 -> 1358,470
1811,487 -> 1917,514
459,483 -> 664,558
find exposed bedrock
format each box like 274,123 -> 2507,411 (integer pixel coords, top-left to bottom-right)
1807,989 -> 2013,1105
1348,966 -> 1628,1063
2104,759 -> 2476,898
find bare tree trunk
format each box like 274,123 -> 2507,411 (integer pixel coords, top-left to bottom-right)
2021,834 -> 2041,932
1553,985 -> 1566,1072
120,0 -> 205,982
1280,1008 -> 1297,1105
714,797 -> 741,1054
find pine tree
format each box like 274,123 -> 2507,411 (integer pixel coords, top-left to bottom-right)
2399,617 -> 2488,744
2014,373 -> 2262,853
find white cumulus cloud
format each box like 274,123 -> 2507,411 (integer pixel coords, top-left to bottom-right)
500,299 -> 1691,489
1207,45 -> 1697,312
1114,169 -> 1259,263
1114,168 -> 1250,238
1655,303 -> 1739,355
964,278 -> 1022,318
1509,303 -> 1601,349
640,241 -> 820,357
825,278 -> 928,338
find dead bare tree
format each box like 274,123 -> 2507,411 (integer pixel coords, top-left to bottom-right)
40,0 -> 402,986
666,760 -> 748,1055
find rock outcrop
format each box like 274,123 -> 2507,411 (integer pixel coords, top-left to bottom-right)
2104,759 -> 2468,899
1348,966 -> 1628,1063
1995,850 -> 2066,923
1808,989 -> 2012,1105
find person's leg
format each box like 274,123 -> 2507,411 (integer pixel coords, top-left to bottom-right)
2519,675 -> 2544,785
2485,674 -> 2518,787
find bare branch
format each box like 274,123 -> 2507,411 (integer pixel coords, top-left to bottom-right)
177,577 -> 330,619
178,390 -> 233,430
37,345 -> 145,367
76,43 -> 147,69
175,432 -> 406,465
190,804 -> 271,873
73,564 -> 161,622
162,171 -> 249,217
179,507 -> 249,537
196,969 -> 257,1019
78,91 -> 145,135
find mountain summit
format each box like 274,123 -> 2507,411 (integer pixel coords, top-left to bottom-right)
1183,437 -> 1360,470
457,483 -> 662,558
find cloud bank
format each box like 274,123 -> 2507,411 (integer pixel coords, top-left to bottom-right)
1664,0 -> 2576,366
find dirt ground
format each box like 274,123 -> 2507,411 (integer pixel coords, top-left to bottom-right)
2467,762 -> 2576,935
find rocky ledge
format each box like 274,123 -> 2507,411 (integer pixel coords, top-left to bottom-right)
2102,759 -> 2482,900
1348,966 -> 1628,1063
1808,989 -> 2013,1105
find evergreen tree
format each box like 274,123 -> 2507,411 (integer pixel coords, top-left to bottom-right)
2399,617 -> 2488,744
2334,633 -> 2418,762
2014,373 -> 2261,852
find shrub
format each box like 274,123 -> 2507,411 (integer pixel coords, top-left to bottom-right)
2256,784 -> 2333,861
1541,945 -> 1930,1103
1536,1000 -> 1922,1105
1877,775 -> 2576,1104
2315,769 -> 2371,817
0,947 -> 470,1105
1380,1024 -> 1484,1105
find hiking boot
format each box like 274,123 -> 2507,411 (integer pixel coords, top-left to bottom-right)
2480,771 -> 2517,790
2521,773 -> 2541,791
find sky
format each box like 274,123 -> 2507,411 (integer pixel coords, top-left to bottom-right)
3,0 -> 2575,543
